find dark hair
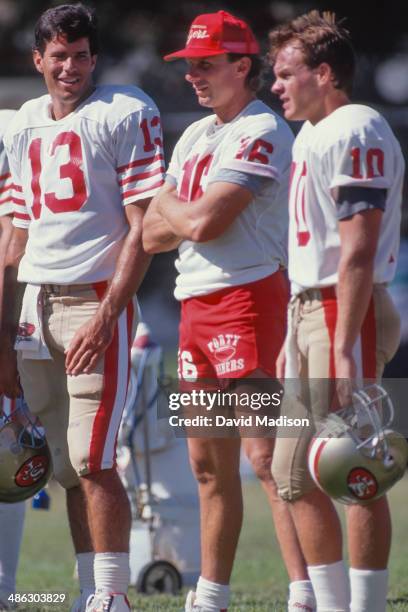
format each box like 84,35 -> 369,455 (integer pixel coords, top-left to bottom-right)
269,11 -> 355,96
34,3 -> 98,55
227,54 -> 263,92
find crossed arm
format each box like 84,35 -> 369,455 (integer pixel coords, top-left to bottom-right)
143,179 -> 254,253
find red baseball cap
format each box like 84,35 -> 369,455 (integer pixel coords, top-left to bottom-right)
163,10 -> 260,61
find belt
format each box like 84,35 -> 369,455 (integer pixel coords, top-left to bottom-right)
41,281 -> 107,296
297,286 -> 337,302
297,282 -> 388,303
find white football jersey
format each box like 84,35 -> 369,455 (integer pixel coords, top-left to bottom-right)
288,104 -> 404,294
167,99 -> 294,300
4,86 -> 164,284
0,110 -> 16,218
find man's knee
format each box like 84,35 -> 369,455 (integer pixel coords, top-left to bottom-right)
53,462 -> 80,490
79,467 -> 130,508
190,454 -> 218,486
246,445 -> 273,483
271,447 -> 316,502
80,466 -> 120,484
189,452 -> 239,490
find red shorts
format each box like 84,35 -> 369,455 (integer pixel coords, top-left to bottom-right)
178,271 -> 288,383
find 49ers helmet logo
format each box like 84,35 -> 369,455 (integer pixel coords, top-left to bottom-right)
15,455 -> 49,487
347,467 -> 378,500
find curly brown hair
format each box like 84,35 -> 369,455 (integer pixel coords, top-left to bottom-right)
269,10 -> 355,96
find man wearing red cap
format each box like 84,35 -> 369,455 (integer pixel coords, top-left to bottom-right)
143,11 -> 315,612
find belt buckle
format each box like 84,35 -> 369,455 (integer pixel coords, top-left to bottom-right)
43,283 -> 61,296
299,288 -> 316,302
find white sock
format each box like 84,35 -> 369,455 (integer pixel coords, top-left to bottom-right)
288,580 -> 316,611
195,576 -> 230,611
94,553 -> 130,595
0,501 -> 25,602
76,552 -> 95,601
308,560 -> 350,611
349,567 -> 388,612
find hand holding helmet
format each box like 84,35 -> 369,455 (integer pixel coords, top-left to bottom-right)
0,397 -> 52,503
308,384 -> 408,504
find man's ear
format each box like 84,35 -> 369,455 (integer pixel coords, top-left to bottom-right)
235,56 -> 252,81
90,54 -> 97,73
316,62 -> 332,87
33,49 -> 44,74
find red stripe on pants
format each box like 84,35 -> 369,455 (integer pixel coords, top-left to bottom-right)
321,297 -> 338,378
112,298 -> 135,464
89,281 -> 117,472
88,320 -> 119,472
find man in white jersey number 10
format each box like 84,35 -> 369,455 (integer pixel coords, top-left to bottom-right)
269,11 -> 404,612
143,11 -> 316,612
0,4 -> 164,612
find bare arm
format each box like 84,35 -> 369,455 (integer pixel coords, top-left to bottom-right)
65,198 -> 153,375
335,208 -> 382,381
157,181 -> 254,243
142,182 -> 183,254
0,215 -> 13,322
0,226 -> 28,397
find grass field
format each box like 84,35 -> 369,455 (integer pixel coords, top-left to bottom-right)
15,473 -> 408,611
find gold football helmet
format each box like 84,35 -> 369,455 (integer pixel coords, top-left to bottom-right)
308,384 -> 408,504
0,397 -> 52,503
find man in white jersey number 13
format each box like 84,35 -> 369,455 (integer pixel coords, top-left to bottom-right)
143,11 -> 316,612
0,4 -> 164,612
269,11 -> 404,612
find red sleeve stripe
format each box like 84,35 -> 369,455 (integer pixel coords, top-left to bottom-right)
13,185 -> 23,193
0,183 -> 12,195
13,211 -> 30,221
117,153 -> 164,174
12,197 -> 26,207
0,172 -> 11,182
119,166 -> 165,187
122,178 -> 164,200
0,196 -> 12,205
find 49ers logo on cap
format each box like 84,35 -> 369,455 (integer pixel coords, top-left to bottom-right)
347,467 -> 378,500
15,455 -> 49,487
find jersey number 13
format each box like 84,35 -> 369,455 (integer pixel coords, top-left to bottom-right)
28,131 -> 87,219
